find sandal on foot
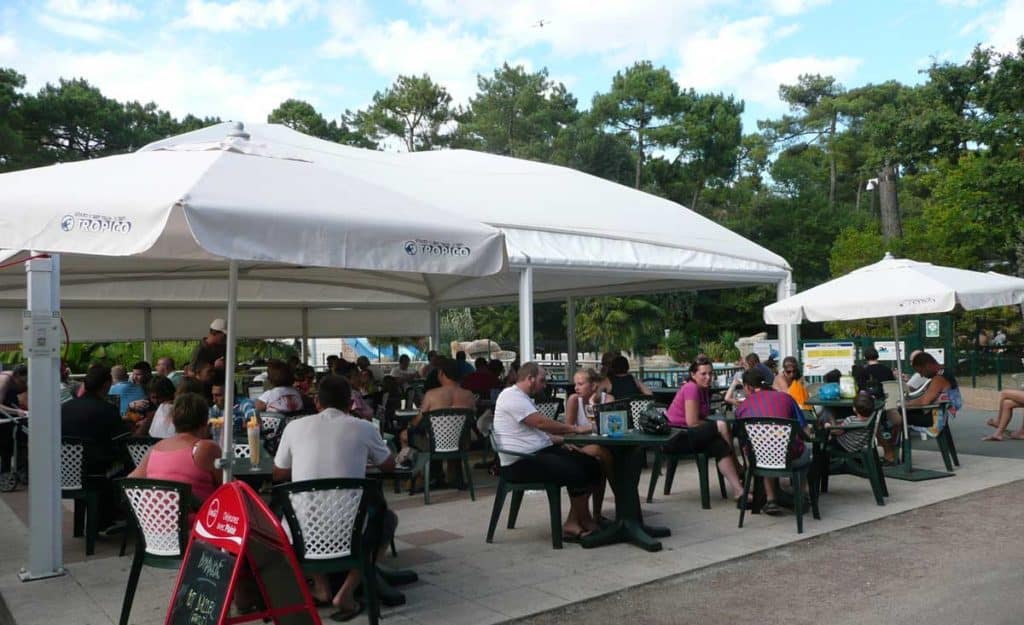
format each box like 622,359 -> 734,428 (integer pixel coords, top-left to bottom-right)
561,529 -> 595,543
330,601 -> 364,622
762,500 -> 784,516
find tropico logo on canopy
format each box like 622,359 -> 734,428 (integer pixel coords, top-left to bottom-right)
60,212 -> 132,234
403,239 -> 471,257
205,498 -> 221,528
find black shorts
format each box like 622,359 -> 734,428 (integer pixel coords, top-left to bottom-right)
501,445 -> 602,497
664,420 -> 732,460
905,409 -> 934,428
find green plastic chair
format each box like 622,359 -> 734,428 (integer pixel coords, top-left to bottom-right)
119,437 -> 160,557
273,478 -> 381,625
646,429 -> 728,508
819,407 -> 889,505
60,438 -> 100,556
413,408 -> 476,505
485,432 -> 564,550
909,402 -> 960,472
737,417 -> 820,534
118,478 -> 194,625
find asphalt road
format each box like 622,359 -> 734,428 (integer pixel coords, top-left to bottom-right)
513,480 -> 1023,625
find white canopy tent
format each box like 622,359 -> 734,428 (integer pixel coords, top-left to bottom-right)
1,123 -> 796,359
0,121 -> 796,580
764,253 -> 1024,479
0,123 -> 506,580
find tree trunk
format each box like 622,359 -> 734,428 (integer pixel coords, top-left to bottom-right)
634,128 -> 644,189
855,180 -> 862,211
828,114 -> 837,209
1016,222 -> 1024,277
878,162 -> 902,243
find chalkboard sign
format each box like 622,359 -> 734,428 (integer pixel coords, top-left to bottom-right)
168,540 -> 237,625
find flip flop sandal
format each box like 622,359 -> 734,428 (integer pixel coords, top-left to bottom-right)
330,601 -> 364,622
561,529 -> 595,543
762,501 -> 784,516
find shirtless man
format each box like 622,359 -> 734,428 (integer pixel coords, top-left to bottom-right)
401,356 -> 476,487
400,356 -> 476,446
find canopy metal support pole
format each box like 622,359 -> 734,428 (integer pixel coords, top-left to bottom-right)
301,308 -> 310,364
566,296 -> 577,379
21,253 -> 63,581
219,260 -> 239,483
893,316 -> 912,470
776,274 -> 798,359
519,266 -> 534,362
429,305 -> 440,353
143,307 -> 153,363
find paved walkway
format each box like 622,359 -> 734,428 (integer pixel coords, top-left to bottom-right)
512,479 -> 1024,625
0,409 -> 1020,625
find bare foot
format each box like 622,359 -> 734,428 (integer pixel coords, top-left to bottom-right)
983,433 -> 1006,441
986,418 -> 1000,428
1009,431 -> 1024,440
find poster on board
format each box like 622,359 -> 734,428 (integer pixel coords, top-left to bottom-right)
801,342 -> 856,376
873,341 -> 906,361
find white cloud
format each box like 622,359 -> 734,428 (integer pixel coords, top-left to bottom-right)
321,19 -> 501,102
414,0 -> 728,64
44,0 -> 141,22
174,0 -> 316,32
0,34 -> 16,58
675,16 -> 861,110
37,13 -> 119,42
984,0 -> 1024,51
938,0 -> 985,7
766,0 -> 830,16
8,42 -> 313,122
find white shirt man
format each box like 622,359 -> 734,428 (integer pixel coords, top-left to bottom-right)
272,375 -> 394,619
491,362 -> 600,540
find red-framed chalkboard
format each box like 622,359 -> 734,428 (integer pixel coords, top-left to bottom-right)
165,481 -> 321,625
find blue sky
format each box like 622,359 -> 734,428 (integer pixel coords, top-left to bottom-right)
0,0 -> 1020,141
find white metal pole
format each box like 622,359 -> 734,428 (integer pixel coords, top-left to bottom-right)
21,253 -> 63,581
220,260 -> 239,483
301,308 -> 310,364
776,274 -> 798,359
893,316 -> 911,469
143,307 -> 153,363
566,296 -> 577,379
429,305 -> 440,353
518,266 -> 534,362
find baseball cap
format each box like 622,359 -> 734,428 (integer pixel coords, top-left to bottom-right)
210,318 -> 227,333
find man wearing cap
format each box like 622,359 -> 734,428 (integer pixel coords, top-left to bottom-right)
191,319 -> 227,370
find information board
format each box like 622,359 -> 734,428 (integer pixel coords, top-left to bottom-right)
873,341 -> 906,361
168,541 -> 236,625
801,342 -> 856,376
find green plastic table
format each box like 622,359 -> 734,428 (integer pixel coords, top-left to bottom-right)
562,431 -> 673,552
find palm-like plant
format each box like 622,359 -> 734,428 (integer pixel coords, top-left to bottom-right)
471,306 -> 519,349
575,296 -> 665,355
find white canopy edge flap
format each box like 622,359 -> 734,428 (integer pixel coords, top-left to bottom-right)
0,307 -> 430,343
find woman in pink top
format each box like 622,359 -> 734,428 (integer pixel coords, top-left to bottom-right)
663,357 -> 744,500
129,392 -> 222,503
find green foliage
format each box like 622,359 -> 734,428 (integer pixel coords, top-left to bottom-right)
697,332 -> 741,363
439,308 -> 475,352
591,61 -> 684,187
661,330 -> 690,364
574,296 -> 665,354
471,306 -> 518,349
366,74 -> 453,151
454,64 -> 578,160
